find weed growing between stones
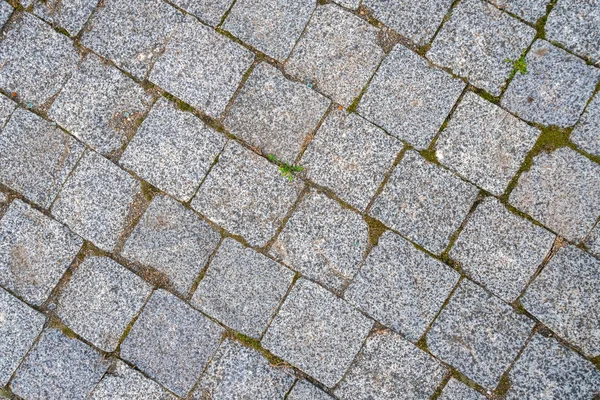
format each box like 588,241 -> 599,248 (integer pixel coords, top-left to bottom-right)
505,55 -> 528,75
267,154 -> 303,181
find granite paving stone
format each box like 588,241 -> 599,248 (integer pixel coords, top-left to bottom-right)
586,223 -> 600,258
0,94 -> 16,128
33,0 -> 97,36
487,0 -> 551,23
438,378 -> 487,400
168,0 -> 234,26
333,0 -> 360,9
571,93 -> 600,157
0,1 -> 12,28
287,380 -> 333,400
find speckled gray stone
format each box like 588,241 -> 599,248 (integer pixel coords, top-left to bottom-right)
263,279 -> 373,387
522,245 -> 600,357
438,378 -> 487,400
11,328 -> 110,400
192,339 -> 295,400
362,0 -> 453,45
49,55 -> 154,156
288,381 -> 333,400
120,290 -> 224,397
586,224 -> 600,258
150,15 -> 254,118
192,238 -> 294,338
346,231 -> 459,341
285,4 -> 384,106
333,0 -> 359,9
81,0 -> 183,80
52,151 -> 141,252
122,194 -> 220,296
358,44 -> 464,150
168,0 -> 233,26
488,0 -> 550,23
56,256 -> 152,352
502,40 -> 600,127
270,190 -> 369,293
571,94 -> 600,157
335,330 -> 447,400
0,108 -> 85,208
436,92 -> 540,195
223,0 -> 314,61
451,197 -> 555,302
0,13 -> 80,107
224,62 -> 329,163
121,98 -> 226,201
0,199 -> 82,306
34,0 -> 97,35
0,2 -> 12,29
192,142 -> 302,247
507,334 -> 600,400
0,94 -> 16,128
509,147 -> 600,242
428,0 -> 536,96
0,288 -> 45,387
370,151 -> 479,254
427,279 -> 535,389
301,109 -> 403,210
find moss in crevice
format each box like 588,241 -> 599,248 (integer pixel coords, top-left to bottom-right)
364,216 -> 387,247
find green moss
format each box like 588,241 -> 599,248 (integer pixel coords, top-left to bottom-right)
505,55 -> 528,75
495,373 -> 512,396
364,216 -> 387,247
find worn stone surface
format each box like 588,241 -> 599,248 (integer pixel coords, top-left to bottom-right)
333,0 -> 360,9
288,380 -> 333,400
0,94 -> 16,128
438,378 -> 487,400
33,0 -> 97,36
571,93 -> 600,158
488,0 -> 550,23
168,0 -> 233,26
0,2 -> 12,28
586,223 -> 600,258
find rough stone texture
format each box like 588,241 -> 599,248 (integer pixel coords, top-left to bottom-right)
522,245 -> 600,358
335,330 -> 447,400
49,55 -> 154,156
301,109 -> 403,210
586,224 -> 600,258
288,380 -> 333,400
502,40 -> 600,127
120,290 -> 224,397
0,1 -> 12,28
427,279 -> 535,389
370,150 -> 479,254
438,378 -> 487,400
0,199 -> 82,306
192,339 -> 295,399
571,93 -> 600,157
333,0 -> 360,9
346,231 -> 459,341
121,98 -> 227,201
436,92 -> 540,195
150,15 -> 254,118
0,288 -> 46,387
192,238 -> 294,338
270,190 -> 369,293
285,4 -> 384,106
34,0 -> 97,36
509,147 -> 600,242
11,328 -> 110,400
488,0 -> 551,23
81,0 -> 183,80
222,0 -> 315,61
192,142 -> 302,247
168,0 -> 233,26
506,334 -> 600,400
451,197 -> 555,302
122,194 -> 221,296
428,0 -> 536,96
224,62 -> 329,163
263,279 -> 373,387
358,44 -> 464,150
56,256 -> 152,352
0,94 -> 16,128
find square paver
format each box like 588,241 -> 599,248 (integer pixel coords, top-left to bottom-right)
192,238 -> 294,338
270,190 -> 369,293
451,197 -> 555,302
192,141 -> 302,247
301,109 -> 403,210
571,93 -> 600,158
168,0 -> 233,26
346,231 -> 459,342
427,0 -> 536,96
502,40 -> 600,127
358,44 -> 464,150
0,288 -> 46,387
121,98 -> 227,201
0,108 -> 85,208
509,147 -> 600,242
438,378 -> 487,400
436,92 -> 540,195
150,15 -> 254,118
0,94 -> 16,128
427,279 -> 535,389
224,62 -> 329,164
370,150 -> 479,254
288,380 -> 333,400
122,194 -> 221,296
488,0 -> 551,23
49,55 -> 154,156
285,4 -> 384,106
34,0 -> 98,36
335,330 -> 447,400
81,0 -> 183,80
263,278 -> 373,387
192,339 -> 295,399
51,150 -> 141,252
120,290 -> 224,397
0,13 -> 80,107
521,245 -> 600,357
11,328 -> 110,400
56,256 -> 152,352
222,0 -> 315,61
0,199 -> 82,306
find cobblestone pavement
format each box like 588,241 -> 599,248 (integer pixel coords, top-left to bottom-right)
1,0 -> 600,399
